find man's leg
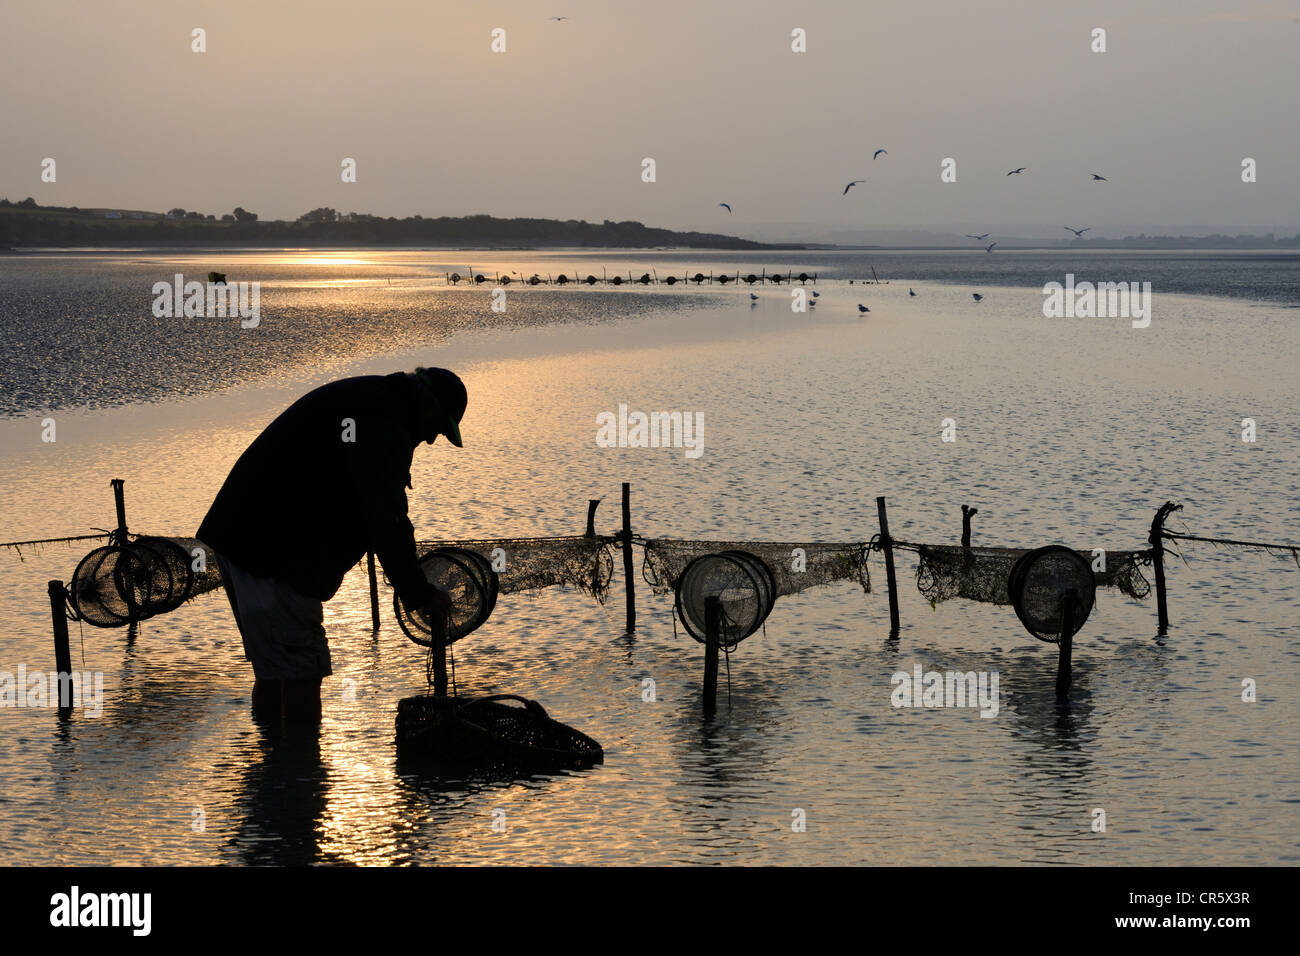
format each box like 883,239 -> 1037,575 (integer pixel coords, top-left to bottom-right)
251,678 -> 284,718
280,679 -> 323,722
216,556 -> 330,723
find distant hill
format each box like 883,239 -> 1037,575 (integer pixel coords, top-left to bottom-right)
0,199 -> 796,250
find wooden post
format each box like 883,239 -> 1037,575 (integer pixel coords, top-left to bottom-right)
49,580 -> 73,714
366,551 -> 380,631
876,496 -> 900,637
702,596 -> 720,716
585,498 -> 601,537
110,478 -> 128,542
1148,501 -> 1182,634
961,505 -> 978,550
431,616 -> 448,697
621,482 -> 636,632
1056,591 -> 1075,698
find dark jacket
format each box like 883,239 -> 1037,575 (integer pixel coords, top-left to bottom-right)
198,373 -> 437,608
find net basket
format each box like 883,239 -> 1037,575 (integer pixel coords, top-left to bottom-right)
674,550 -> 775,647
395,694 -> 604,773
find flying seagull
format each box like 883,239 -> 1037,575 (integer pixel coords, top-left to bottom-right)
719,202 -> 732,213
842,180 -> 865,195
873,149 -> 887,160
965,233 -> 991,241
858,304 -> 870,313
972,293 -> 983,302
1006,167 -> 1026,175
1064,226 -> 1090,237
986,242 -> 998,253
548,16 -> 569,20
1090,173 -> 1108,181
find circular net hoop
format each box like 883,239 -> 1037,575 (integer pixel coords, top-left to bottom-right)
719,550 -> 776,620
69,537 -> 196,628
395,548 -> 496,646
1009,546 -> 1096,643
674,550 -> 774,647
130,536 -> 195,615
451,547 -> 500,616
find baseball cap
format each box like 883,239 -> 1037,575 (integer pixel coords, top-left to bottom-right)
410,367 -> 466,446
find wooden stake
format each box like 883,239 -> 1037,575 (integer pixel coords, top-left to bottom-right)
1149,501 -> 1182,634
49,580 -> 73,714
367,550 -> 380,631
703,595 -> 720,716
961,505 -> 978,550
585,498 -> 601,537
876,496 -> 900,637
1056,591 -> 1075,698
431,616 -> 448,697
110,478 -> 128,542
621,482 -> 636,632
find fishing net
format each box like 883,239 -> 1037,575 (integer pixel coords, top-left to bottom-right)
1008,546 -> 1096,643
394,547 -> 497,646
910,544 -> 1151,607
643,538 -> 871,598
395,693 -> 604,773
69,536 -> 221,627
674,550 -> 775,647
414,535 -> 617,603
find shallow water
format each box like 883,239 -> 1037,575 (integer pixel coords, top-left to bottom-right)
0,251 -> 1297,865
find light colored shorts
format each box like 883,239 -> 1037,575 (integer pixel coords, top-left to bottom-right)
216,555 -> 332,681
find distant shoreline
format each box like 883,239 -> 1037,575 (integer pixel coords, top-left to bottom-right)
0,202 -> 801,251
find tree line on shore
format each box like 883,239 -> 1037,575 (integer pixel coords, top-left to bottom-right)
0,199 -> 780,249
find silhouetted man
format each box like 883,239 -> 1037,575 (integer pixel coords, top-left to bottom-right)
198,367 -> 466,721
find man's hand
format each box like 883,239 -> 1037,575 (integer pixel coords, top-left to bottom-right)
427,585 -> 452,634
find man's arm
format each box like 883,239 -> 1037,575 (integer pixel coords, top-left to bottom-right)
342,418 -> 443,613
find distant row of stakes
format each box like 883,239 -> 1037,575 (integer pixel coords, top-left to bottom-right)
445,268 -> 820,287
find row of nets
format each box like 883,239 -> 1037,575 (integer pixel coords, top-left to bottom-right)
69,536 -> 222,627
414,535 -> 617,604
641,538 -> 871,598
907,544 -> 1152,606
64,532 -> 1158,629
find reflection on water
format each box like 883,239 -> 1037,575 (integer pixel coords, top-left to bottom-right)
0,252 -> 1298,864
228,723 -> 331,866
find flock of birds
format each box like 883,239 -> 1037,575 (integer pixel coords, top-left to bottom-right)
464,46 -> 1106,313
720,152 -> 1112,256
549,16 -> 1110,260
440,265 -> 989,314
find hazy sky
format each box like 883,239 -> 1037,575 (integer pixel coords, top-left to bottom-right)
3,0 -> 1298,237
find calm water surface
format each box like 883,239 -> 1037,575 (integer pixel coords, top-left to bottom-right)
0,250 -> 1296,864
